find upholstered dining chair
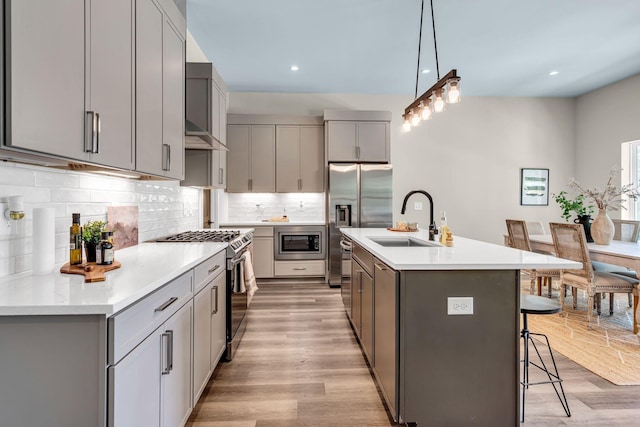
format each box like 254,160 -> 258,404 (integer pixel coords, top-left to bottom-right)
593,219 -> 640,307
612,219 -> 640,242
549,222 -> 639,328
506,219 -> 559,296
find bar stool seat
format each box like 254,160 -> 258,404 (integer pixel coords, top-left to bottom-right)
520,294 -> 571,422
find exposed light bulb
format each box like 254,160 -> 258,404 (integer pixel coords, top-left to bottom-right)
420,100 -> 432,120
402,116 -> 411,132
446,81 -> 460,104
433,89 -> 445,113
410,110 -> 421,127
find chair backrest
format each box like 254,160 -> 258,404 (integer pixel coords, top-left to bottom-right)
505,219 -> 532,251
549,222 -> 592,278
525,221 -> 545,235
612,219 -> 640,242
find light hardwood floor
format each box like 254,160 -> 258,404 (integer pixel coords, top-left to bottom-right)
187,282 -> 640,427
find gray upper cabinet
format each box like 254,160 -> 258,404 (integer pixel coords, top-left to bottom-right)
5,0 -> 134,169
326,121 -> 390,163
227,125 -> 275,193
136,0 -> 185,180
276,125 -> 324,192
183,62 -> 228,189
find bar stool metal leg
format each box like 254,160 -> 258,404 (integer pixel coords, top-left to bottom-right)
520,312 -> 571,422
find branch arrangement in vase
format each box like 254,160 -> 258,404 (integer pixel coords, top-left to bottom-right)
568,166 -> 640,212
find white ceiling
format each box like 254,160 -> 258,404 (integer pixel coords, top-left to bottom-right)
186,0 -> 640,97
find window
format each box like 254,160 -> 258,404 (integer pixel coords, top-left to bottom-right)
622,140 -> 640,220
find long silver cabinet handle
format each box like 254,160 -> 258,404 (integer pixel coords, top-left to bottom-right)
218,167 -> 224,185
374,263 -> 387,271
85,111 -> 99,153
355,146 -> 361,159
162,144 -> 171,171
211,285 -> 219,314
166,330 -> 174,372
208,265 -> 220,274
293,267 -> 307,270
161,331 -> 171,375
95,113 -> 101,154
248,178 -> 253,191
154,296 -> 178,312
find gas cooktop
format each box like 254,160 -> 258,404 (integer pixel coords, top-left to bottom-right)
153,230 -> 253,254
155,230 -> 240,242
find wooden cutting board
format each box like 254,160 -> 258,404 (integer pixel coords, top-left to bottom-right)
60,261 -> 121,282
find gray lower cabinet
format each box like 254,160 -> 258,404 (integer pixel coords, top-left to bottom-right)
135,0 -> 185,179
351,242 -> 374,363
373,257 -> 398,420
5,0 -> 134,169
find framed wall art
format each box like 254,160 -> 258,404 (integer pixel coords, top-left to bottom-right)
520,168 -> 549,206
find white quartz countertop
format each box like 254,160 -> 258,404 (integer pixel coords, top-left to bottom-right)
220,221 -> 325,227
341,228 -> 582,271
0,242 -> 227,316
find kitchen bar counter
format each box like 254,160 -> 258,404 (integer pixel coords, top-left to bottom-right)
0,242 -> 227,316
341,228 -> 580,270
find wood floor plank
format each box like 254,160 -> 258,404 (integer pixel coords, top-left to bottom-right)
187,282 -> 640,427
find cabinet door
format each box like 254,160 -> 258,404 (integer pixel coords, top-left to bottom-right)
227,125 -> 251,192
7,0 -> 85,159
327,122 -> 357,162
360,269 -> 374,363
253,237 -> 274,278
210,83 -> 221,142
374,260 -> 397,419
162,302 -> 192,427
219,91 -> 228,145
88,0 -> 134,169
162,19 -> 185,180
357,122 -> 388,162
135,0 -> 164,176
299,125 -> 324,192
351,260 -> 362,338
193,286 -> 212,402
109,328 -> 162,427
218,149 -> 227,189
250,125 -> 276,192
276,126 -> 300,192
210,272 -> 227,367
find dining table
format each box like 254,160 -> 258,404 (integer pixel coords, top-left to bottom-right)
528,234 -> 640,334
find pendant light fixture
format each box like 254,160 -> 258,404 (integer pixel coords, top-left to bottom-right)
402,0 -> 461,131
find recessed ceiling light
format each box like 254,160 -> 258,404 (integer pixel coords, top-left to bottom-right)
290,65 -> 299,71
421,69 -> 431,74
549,70 -> 559,76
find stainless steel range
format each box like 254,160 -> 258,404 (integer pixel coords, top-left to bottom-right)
154,229 -> 253,360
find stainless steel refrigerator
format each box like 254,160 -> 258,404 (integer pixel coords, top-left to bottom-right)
327,163 -> 393,287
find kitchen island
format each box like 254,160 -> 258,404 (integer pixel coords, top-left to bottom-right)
0,242 -> 227,427
340,228 -> 580,427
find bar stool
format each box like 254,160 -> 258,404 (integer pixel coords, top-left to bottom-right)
520,294 -> 571,422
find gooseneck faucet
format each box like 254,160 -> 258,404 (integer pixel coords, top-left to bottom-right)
400,190 -> 436,240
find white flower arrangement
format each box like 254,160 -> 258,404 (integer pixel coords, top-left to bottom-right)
568,166 -> 640,212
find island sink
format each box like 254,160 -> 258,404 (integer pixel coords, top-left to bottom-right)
369,237 -> 440,247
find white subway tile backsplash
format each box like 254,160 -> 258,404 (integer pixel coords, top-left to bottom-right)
222,192 -> 325,222
0,162 -> 201,277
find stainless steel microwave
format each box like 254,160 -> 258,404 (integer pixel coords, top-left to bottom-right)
275,225 -> 325,260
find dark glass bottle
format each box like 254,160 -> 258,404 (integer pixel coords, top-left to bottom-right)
69,213 -> 82,265
97,231 -> 114,265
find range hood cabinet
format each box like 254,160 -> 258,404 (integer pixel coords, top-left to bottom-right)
185,119 -> 228,151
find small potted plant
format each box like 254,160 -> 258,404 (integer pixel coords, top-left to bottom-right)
82,220 -> 106,263
553,191 -> 594,242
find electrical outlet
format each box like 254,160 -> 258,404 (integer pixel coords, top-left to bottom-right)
299,201 -> 304,210
447,297 -> 474,315
414,202 -> 423,210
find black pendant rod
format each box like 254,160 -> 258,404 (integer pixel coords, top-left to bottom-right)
414,0 -> 425,99
430,0 -> 440,80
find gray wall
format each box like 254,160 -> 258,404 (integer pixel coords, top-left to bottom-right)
228,93 -> 577,244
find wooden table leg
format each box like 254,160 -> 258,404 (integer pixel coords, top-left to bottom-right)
634,294 -> 638,335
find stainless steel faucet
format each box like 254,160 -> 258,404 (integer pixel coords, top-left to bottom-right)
400,190 -> 436,240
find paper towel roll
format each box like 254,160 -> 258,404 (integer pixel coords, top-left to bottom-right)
32,207 -> 56,275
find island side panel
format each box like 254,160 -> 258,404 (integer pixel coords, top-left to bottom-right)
399,270 -> 520,426
0,315 -> 107,427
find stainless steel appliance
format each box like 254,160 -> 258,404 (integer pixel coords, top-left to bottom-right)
327,163 -> 392,287
153,229 -> 253,360
274,225 -> 325,260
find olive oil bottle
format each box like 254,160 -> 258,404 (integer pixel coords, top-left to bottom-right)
69,213 -> 83,265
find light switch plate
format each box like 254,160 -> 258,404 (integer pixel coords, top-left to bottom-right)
447,297 -> 474,315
